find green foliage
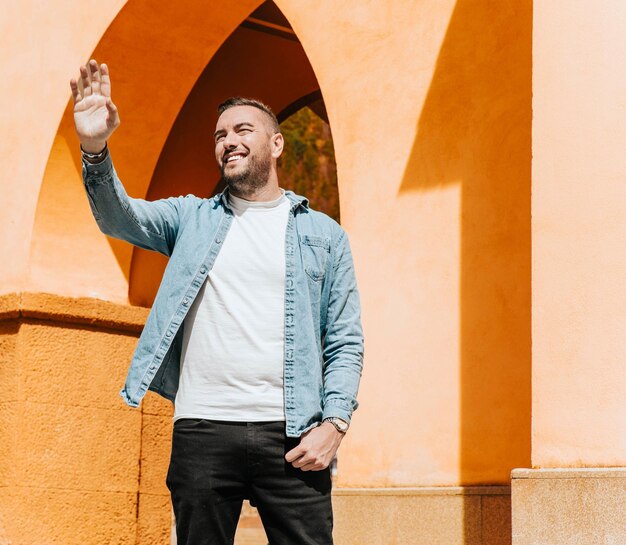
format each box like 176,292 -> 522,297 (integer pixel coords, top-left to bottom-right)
278,107 -> 340,222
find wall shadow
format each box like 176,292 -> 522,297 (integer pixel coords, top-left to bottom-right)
399,0 -> 532,538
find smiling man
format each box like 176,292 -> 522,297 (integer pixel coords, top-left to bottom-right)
71,59 -> 364,545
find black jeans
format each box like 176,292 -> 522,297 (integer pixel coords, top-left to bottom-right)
166,419 -> 334,545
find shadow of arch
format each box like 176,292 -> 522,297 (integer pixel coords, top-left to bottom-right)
398,0 -> 532,531
397,1 -> 532,539
127,3 -> 334,306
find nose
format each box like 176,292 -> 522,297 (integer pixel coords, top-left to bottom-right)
223,130 -> 240,149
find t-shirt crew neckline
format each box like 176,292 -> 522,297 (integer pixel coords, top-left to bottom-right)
228,188 -> 287,211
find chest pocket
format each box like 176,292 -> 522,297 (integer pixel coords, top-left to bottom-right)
299,234 -> 331,281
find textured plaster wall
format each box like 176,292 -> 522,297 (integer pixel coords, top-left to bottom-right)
0,295 -> 151,544
0,294 -> 177,544
531,0 -> 626,467
278,0 -> 532,486
0,0 -> 127,295
2,0 -> 532,503
511,469 -> 626,545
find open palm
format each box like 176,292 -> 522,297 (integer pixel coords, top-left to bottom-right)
70,60 -> 120,151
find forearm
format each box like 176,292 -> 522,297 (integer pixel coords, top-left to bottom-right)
82,149 -> 178,256
321,230 -> 364,423
321,326 -> 364,423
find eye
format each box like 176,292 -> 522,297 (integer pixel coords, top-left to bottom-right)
238,128 -> 251,134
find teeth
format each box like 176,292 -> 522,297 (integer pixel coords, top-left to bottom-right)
227,155 -> 244,162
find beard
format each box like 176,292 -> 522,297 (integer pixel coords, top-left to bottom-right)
220,146 -> 272,198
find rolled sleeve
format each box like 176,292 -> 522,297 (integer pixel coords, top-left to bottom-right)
321,228 -> 364,424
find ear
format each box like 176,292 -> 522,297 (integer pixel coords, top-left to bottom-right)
270,132 -> 284,159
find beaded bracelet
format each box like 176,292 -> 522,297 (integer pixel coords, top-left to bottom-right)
80,142 -> 108,160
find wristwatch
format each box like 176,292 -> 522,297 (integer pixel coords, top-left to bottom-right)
323,417 -> 349,433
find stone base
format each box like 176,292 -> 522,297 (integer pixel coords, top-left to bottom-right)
332,487 -> 511,545
511,468 -> 626,545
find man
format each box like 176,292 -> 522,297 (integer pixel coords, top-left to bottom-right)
70,59 -> 364,545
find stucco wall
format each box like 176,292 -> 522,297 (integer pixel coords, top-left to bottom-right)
531,0 -> 626,466
3,0 -> 532,489
2,0 -> 624,542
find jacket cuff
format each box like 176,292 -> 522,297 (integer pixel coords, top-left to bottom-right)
82,150 -> 113,179
321,400 -> 354,424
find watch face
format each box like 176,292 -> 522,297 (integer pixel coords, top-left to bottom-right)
324,417 -> 348,432
333,418 -> 349,432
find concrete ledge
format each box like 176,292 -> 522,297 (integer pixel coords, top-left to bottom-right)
0,291 -> 148,332
512,467 -> 626,479
334,485 -> 511,496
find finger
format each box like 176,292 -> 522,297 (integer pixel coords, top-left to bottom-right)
301,464 -> 324,472
285,444 -> 306,463
291,457 -> 310,469
69,78 -> 81,105
80,65 -> 91,96
89,59 -> 101,95
105,98 -> 120,128
100,63 -> 112,98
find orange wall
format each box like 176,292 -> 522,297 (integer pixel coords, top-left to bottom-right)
280,0 -> 532,486
3,0 -> 531,497
531,0 -> 626,467
0,0 -> 126,295
0,296 -> 154,544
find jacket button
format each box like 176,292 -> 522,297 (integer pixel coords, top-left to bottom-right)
166,331 -> 172,338
183,298 -> 189,306
200,266 -> 207,274
216,237 -> 222,244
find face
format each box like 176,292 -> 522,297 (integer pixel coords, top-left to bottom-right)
214,105 -> 283,197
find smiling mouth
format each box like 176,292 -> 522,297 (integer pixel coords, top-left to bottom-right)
224,154 -> 246,165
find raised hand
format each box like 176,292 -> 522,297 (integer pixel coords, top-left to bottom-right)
69,59 -> 120,153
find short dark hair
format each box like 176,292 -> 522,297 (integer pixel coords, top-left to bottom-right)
217,97 -> 280,134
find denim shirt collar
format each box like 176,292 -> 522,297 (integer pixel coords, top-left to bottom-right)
215,185 -> 309,212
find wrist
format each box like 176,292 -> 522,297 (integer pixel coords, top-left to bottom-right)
80,140 -> 107,154
81,141 -> 109,164
322,417 -> 349,434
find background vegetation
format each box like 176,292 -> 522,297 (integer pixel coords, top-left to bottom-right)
278,106 -> 340,222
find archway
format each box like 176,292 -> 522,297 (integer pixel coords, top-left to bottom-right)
128,1 -> 339,307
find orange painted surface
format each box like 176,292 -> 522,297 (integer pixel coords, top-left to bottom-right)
531,0 -> 626,467
1,0 -> 622,543
279,0 -> 533,486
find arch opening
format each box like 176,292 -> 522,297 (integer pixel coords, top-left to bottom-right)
129,0 -> 339,306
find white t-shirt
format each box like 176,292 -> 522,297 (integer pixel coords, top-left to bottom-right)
173,188 -> 290,422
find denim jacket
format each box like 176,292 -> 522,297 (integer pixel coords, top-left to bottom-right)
81,153 -> 364,437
